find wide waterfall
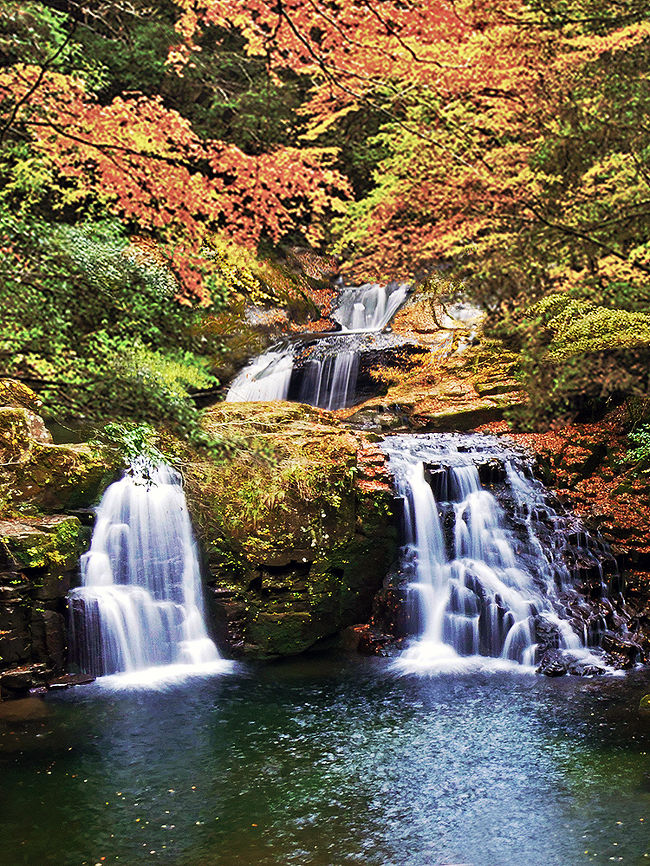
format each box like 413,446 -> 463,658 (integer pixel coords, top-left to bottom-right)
226,281 -> 409,407
68,461 -> 225,682
382,434 -> 616,674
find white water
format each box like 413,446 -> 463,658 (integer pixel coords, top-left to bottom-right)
298,350 -> 360,409
226,281 -> 409,407
68,461 -> 228,681
333,281 -> 410,332
225,350 -> 293,403
382,435 -> 611,675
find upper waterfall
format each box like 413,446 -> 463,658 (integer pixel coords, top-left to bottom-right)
68,460 -> 227,684
226,279 -> 410,407
332,281 -> 410,332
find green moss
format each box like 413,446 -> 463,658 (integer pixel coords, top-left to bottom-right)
180,401 -> 397,658
0,516 -> 83,571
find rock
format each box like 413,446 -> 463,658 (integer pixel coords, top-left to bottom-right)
476,458 -> 507,485
0,664 -> 47,696
0,379 -> 43,412
566,658 -> 605,677
0,517 -> 85,693
351,624 -> 404,657
639,694 -> 650,715
46,673 -> 95,690
537,649 -> 569,676
601,632 -> 644,669
0,516 -> 83,575
0,393 -> 117,513
182,402 -> 397,659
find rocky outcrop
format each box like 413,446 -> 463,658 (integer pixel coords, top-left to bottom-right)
182,402 -> 398,658
0,516 -> 86,697
0,380 -> 116,697
334,298 -> 524,433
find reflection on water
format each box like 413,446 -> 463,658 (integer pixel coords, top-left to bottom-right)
0,656 -> 649,865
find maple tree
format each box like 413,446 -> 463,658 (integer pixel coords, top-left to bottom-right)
0,4 -> 349,303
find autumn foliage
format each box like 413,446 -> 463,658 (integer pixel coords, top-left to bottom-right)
2,0 -> 650,424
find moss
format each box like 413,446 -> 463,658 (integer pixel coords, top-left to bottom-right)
1,436 -> 117,513
181,401 -> 397,658
0,379 -> 42,412
0,516 -> 83,571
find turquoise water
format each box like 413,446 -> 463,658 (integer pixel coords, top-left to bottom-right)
1,656 -> 649,865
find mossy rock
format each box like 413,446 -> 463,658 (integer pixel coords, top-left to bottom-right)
183,401 -> 397,658
0,402 -> 117,514
639,694 -> 650,714
0,379 -> 43,412
0,406 -> 54,463
12,441 -> 116,511
0,516 -> 83,572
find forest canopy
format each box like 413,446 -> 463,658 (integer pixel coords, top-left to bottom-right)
1,0 -> 649,429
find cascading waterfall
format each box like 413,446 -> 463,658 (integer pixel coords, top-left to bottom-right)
382,434 -> 616,674
68,461 -> 226,682
226,281 -> 409,408
297,349 -> 360,410
226,350 -> 293,403
332,281 -> 410,332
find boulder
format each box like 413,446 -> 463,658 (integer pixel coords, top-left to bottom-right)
0,516 -> 84,697
183,402 -> 398,659
537,649 -> 569,676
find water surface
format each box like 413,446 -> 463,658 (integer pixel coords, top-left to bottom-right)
1,656 -> 649,865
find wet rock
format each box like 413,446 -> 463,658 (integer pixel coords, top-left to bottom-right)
537,649 -> 569,677
566,658 -> 605,677
0,517 -> 84,695
0,664 -> 48,697
601,632 -> 644,669
46,673 -> 95,690
534,616 -> 561,653
353,624 -> 404,657
476,458 -> 507,485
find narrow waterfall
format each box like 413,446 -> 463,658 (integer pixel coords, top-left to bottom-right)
297,350 -> 360,409
382,434 -> 616,674
68,461 -> 224,680
226,281 -> 410,408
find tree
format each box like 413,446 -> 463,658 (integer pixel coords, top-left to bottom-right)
0,2 -> 349,301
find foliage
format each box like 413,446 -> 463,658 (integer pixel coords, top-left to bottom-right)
623,424 -> 650,476
92,421 -> 169,469
0,211 -> 220,435
3,0 -> 650,427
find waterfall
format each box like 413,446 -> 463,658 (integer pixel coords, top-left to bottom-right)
382,434 -> 615,674
297,350 -> 360,409
225,350 -> 293,402
226,281 -> 409,408
68,461 -> 226,682
332,281 -> 410,332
